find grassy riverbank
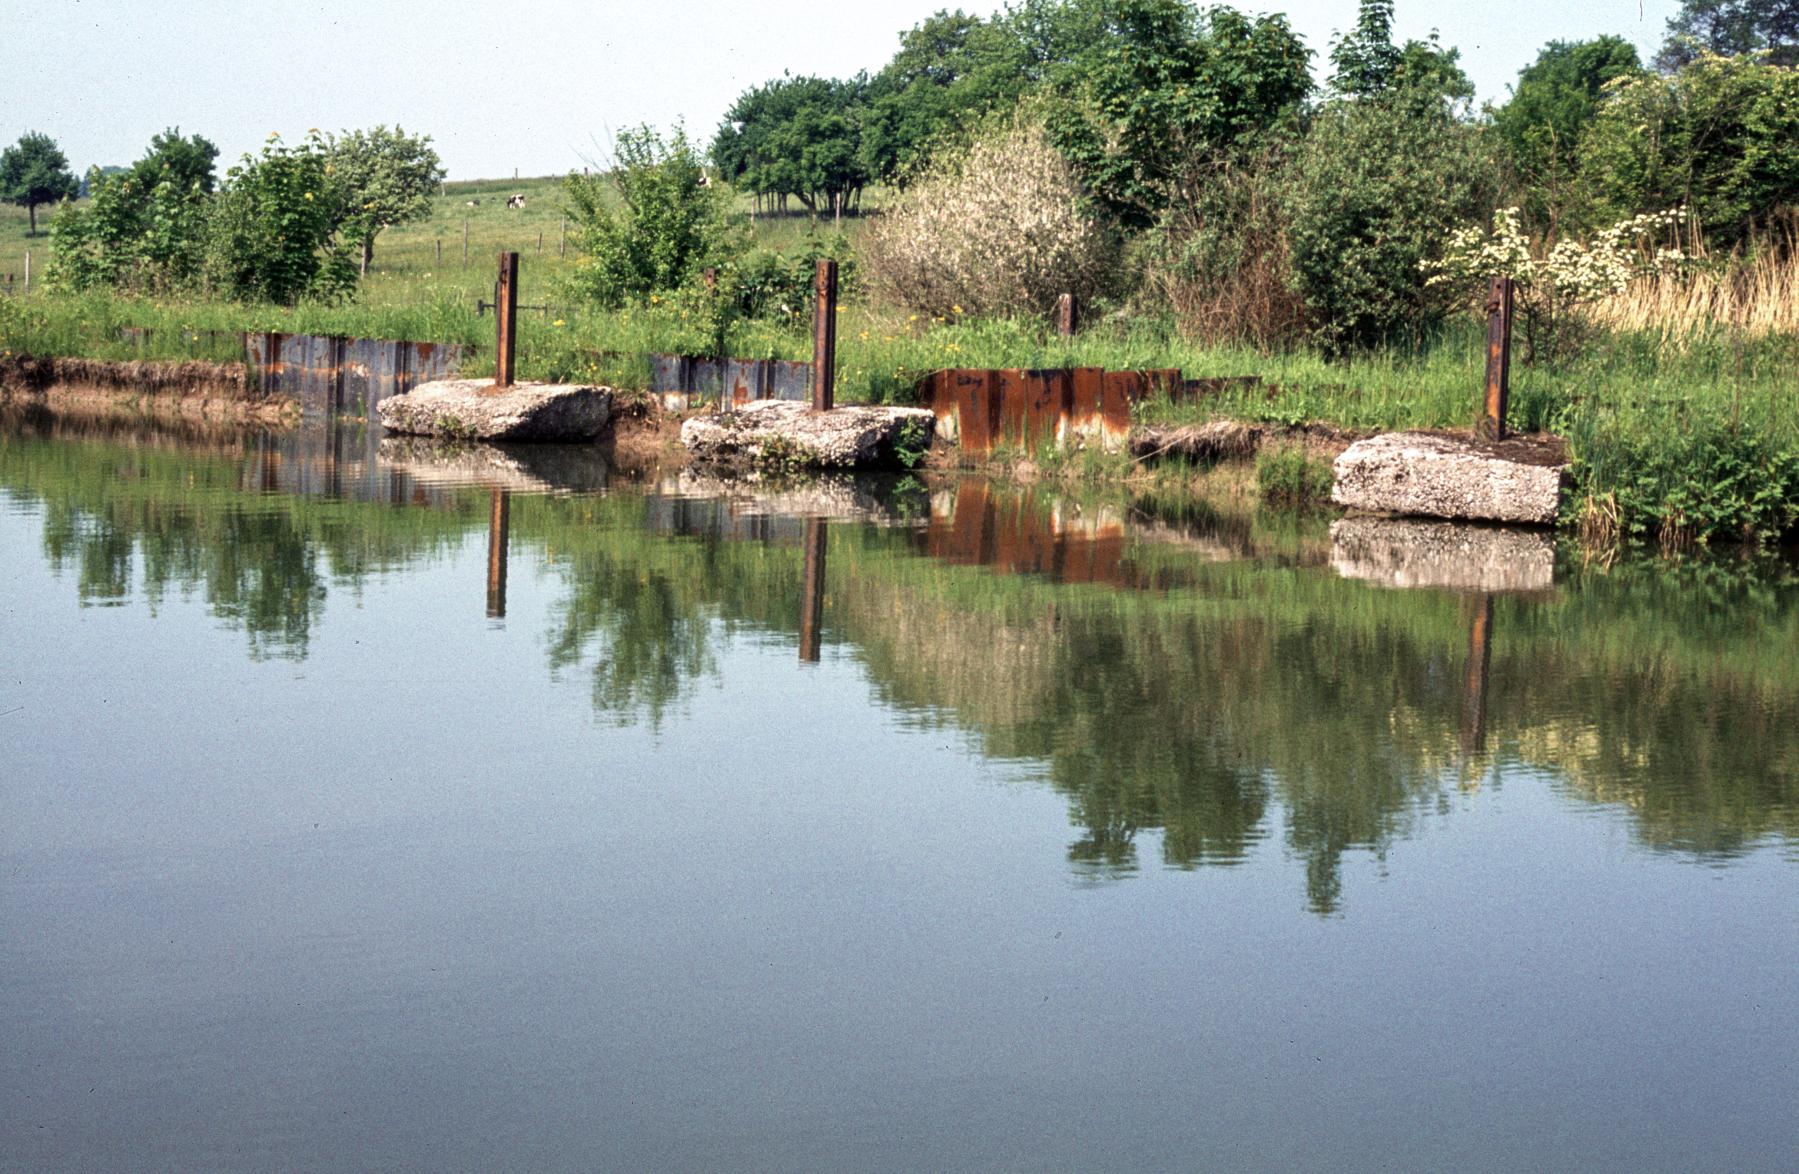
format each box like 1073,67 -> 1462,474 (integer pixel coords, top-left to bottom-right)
5,175 -> 1796,548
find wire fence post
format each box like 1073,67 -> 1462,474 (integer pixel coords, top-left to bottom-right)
812,259 -> 837,411
462,219 -> 469,269
494,252 -> 519,388
1478,275 -> 1514,441
23,250 -> 30,295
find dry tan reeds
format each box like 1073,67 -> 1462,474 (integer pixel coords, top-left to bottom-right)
1588,217 -> 1799,341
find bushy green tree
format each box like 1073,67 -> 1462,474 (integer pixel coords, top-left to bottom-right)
127,128 -> 219,197
324,126 -> 445,274
712,76 -> 868,215
1329,1 -> 1472,103
1579,52 -> 1799,244
1286,95 -> 1495,354
47,167 -> 209,294
204,134 -> 354,304
1493,38 -> 1644,225
861,9 -> 1034,182
1656,0 -> 1799,70
0,131 -> 80,235
1030,0 -> 1312,229
565,125 -> 739,309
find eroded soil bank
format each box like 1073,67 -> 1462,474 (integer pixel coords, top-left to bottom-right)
0,354 -> 297,424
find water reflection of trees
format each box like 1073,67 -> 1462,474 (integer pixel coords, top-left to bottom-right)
5,425 -> 1795,908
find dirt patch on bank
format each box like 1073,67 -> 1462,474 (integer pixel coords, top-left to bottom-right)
602,400 -> 689,478
0,353 -> 297,424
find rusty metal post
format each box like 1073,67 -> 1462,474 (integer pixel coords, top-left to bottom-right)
494,252 -> 519,388
1459,593 -> 1494,756
799,516 -> 826,662
1055,292 -> 1076,337
812,259 -> 837,411
486,489 -> 511,618
1479,275 -> 1514,441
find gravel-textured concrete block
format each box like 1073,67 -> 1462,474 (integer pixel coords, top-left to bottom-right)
377,379 -> 613,442
1332,431 -> 1567,525
681,400 -> 934,469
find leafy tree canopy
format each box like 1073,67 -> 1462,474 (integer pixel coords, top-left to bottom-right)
1030,0 -> 1313,228
1657,0 -> 1799,70
1579,50 -> 1799,243
0,131 -> 80,235
1493,37 -> 1644,224
323,125 -> 446,273
712,74 -> 870,212
862,9 -> 1034,182
128,128 -> 219,197
1328,0 -> 1472,103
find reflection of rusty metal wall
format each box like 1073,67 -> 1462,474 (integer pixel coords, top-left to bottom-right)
919,479 -> 1142,587
649,354 -> 811,409
245,333 -> 465,416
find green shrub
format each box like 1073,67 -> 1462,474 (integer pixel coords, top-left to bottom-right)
203,134 -> 354,304
1256,444 -> 1334,507
1285,93 -> 1495,354
1570,414 -> 1799,546
561,125 -> 739,310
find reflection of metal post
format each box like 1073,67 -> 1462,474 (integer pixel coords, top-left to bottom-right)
486,489 -> 510,619
1460,593 -> 1494,755
799,516 -> 826,663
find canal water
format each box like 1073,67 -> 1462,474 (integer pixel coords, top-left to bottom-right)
3,413 -> 1795,1171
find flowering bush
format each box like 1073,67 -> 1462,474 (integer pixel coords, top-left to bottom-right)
1425,206 -> 1688,362
860,115 -> 1117,320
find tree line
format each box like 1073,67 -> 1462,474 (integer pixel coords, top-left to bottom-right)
1,126 -> 443,304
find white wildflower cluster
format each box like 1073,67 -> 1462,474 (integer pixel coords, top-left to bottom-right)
862,119 -> 1116,318
1426,207 -> 1687,306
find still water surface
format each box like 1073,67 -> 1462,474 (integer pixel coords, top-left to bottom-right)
2,414 -> 1795,1171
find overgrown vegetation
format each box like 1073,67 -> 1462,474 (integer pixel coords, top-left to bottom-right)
5,0 -> 1799,548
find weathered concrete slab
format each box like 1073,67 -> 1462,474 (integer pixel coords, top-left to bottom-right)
1332,431 -> 1567,525
662,471 -> 927,525
1330,517 -> 1556,594
681,400 -> 934,470
377,379 -> 612,442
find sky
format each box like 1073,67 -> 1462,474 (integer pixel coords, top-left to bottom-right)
5,0 -> 1683,181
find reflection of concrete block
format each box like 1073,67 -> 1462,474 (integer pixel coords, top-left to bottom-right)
377,438 -> 612,494
378,380 -> 612,441
1330,518 -> 1556,594
1332,431 -> 1566,524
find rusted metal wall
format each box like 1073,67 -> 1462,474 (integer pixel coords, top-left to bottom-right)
925,367 -> 1266,453
245,332 -> 465,417
649,354 -> 811,409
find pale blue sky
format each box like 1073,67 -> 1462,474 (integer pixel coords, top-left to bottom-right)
6,1 -> 1680,181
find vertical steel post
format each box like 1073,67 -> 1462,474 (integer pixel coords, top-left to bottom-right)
494,252 -> 519,388
23,250 -> 30,295
486,489 -> 510,619
1055,292 -> 1076,337
462,219 -> 469,269
812,259 -> 837,411
799,516 -> 826,663
1479,275 -> 1514,442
